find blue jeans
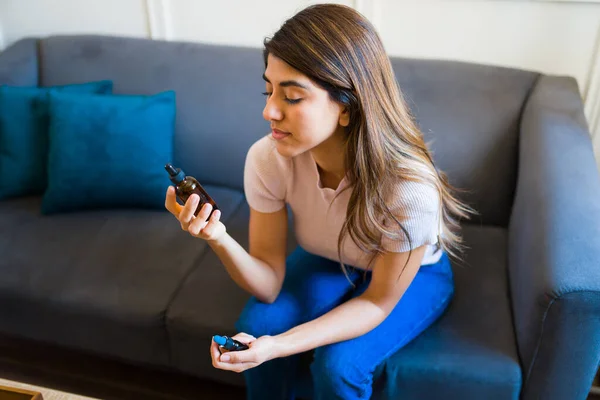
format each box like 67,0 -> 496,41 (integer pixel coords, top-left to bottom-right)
235,246 -> 454,400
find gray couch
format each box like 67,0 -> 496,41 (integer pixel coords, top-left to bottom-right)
1,34 -> 599,400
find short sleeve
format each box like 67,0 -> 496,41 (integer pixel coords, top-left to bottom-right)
380,179 -> 442,253
243,136 -> 287,213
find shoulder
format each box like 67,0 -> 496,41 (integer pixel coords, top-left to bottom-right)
246,134 -> 292,172
244,134 -> 293,193
386,178 -> 440,216
381,178 -> 443,251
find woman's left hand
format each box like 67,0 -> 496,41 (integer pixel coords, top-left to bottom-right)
210,332 -> 279,373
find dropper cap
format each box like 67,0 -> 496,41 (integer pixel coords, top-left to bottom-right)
165,163 -> 186,185
213,335 -> 227,346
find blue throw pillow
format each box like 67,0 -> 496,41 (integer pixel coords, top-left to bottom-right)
0,80 -> 113,199
41,90 -> 176,214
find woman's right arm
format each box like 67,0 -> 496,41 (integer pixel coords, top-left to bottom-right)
165,186 -> 288,304
208,206 -> 288,304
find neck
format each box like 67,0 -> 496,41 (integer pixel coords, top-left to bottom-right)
310,128 -> 347,181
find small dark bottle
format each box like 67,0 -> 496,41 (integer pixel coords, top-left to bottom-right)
165,163 -> 219,218
213,335 -> 249,351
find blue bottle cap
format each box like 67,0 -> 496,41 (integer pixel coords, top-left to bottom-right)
213,335 -> 227,346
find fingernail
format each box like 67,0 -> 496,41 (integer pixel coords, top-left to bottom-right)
221,354 -> 230,362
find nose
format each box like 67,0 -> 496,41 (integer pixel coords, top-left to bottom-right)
263,95 -> 283,122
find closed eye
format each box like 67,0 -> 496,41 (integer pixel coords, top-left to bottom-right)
262,92 -> 302,105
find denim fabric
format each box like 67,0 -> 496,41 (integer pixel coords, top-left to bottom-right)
235,246 -> 455,400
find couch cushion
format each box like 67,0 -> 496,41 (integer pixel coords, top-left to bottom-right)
41,90 -> 175,214
366,224 -> 522,400
168,223 -> 522,398
0,184 -> 244,367
0,80 -> 113,200
165,201 -> 297,386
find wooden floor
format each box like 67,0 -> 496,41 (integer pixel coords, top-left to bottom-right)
0,333 -> 246,400
0,365 -> 247,400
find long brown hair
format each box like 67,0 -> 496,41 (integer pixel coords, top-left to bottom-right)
263,4 -> 476,280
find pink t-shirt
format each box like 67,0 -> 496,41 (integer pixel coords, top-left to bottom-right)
243,135 -> 443,269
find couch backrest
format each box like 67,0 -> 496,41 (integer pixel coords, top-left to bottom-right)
37,34 -> 539,226
389,58 -> 539,226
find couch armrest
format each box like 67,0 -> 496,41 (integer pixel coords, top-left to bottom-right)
509,75 -> 600,400
0,38 -> 39,86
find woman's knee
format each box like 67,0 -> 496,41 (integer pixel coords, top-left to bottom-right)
234,293 -> 302,337
310,343 -> 372,399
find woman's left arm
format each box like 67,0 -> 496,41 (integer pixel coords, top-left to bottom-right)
273,245 -> 427,358
216,245 -> 427,371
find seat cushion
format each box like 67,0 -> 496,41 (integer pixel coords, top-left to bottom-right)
167,223 -> 522,399
0,184 -> 244,367
166,202 -> 297,386
367,224 -> 523,400
295,225 -> 522,399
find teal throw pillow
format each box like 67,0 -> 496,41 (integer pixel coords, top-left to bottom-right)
0,80 -> 113,199
41,90 -> 176,214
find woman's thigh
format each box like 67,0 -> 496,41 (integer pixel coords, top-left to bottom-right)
310,252 -> 455,386
235,246 -> 364,336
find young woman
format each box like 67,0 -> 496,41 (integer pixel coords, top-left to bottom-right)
165,4 -> 474,399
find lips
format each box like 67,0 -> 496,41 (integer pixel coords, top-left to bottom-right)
272,128 -> 291,140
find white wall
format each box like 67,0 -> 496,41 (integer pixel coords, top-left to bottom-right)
0,19 -> 4,51
0,0 -> 150,45
0,0 -> 599,168
161,0 -> 353,47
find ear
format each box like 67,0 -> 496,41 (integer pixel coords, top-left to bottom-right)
339,106 -> 350,127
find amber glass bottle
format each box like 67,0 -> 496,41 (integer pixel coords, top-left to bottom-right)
165,163 -> 219,217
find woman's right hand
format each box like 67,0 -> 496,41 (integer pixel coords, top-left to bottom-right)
165,186 -> 226,242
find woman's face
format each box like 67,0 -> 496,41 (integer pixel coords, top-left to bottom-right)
262,54 -> 349,158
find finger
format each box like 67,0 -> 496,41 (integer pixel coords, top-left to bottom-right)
221,349 -> 255,364
211,340 -> 223,363
179,194 -> 200,226
211,339 -> 254,372
214,360 -> 256,373
211,209 -> 221,223
197,210 -> 221,237
197,203 -> 213,224
188,204 -> 212,235
188,203 -> 213,235
231,332 -> 256,344
165,186 -> 182,216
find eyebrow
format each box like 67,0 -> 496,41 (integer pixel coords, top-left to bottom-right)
262,73 -> 310,90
